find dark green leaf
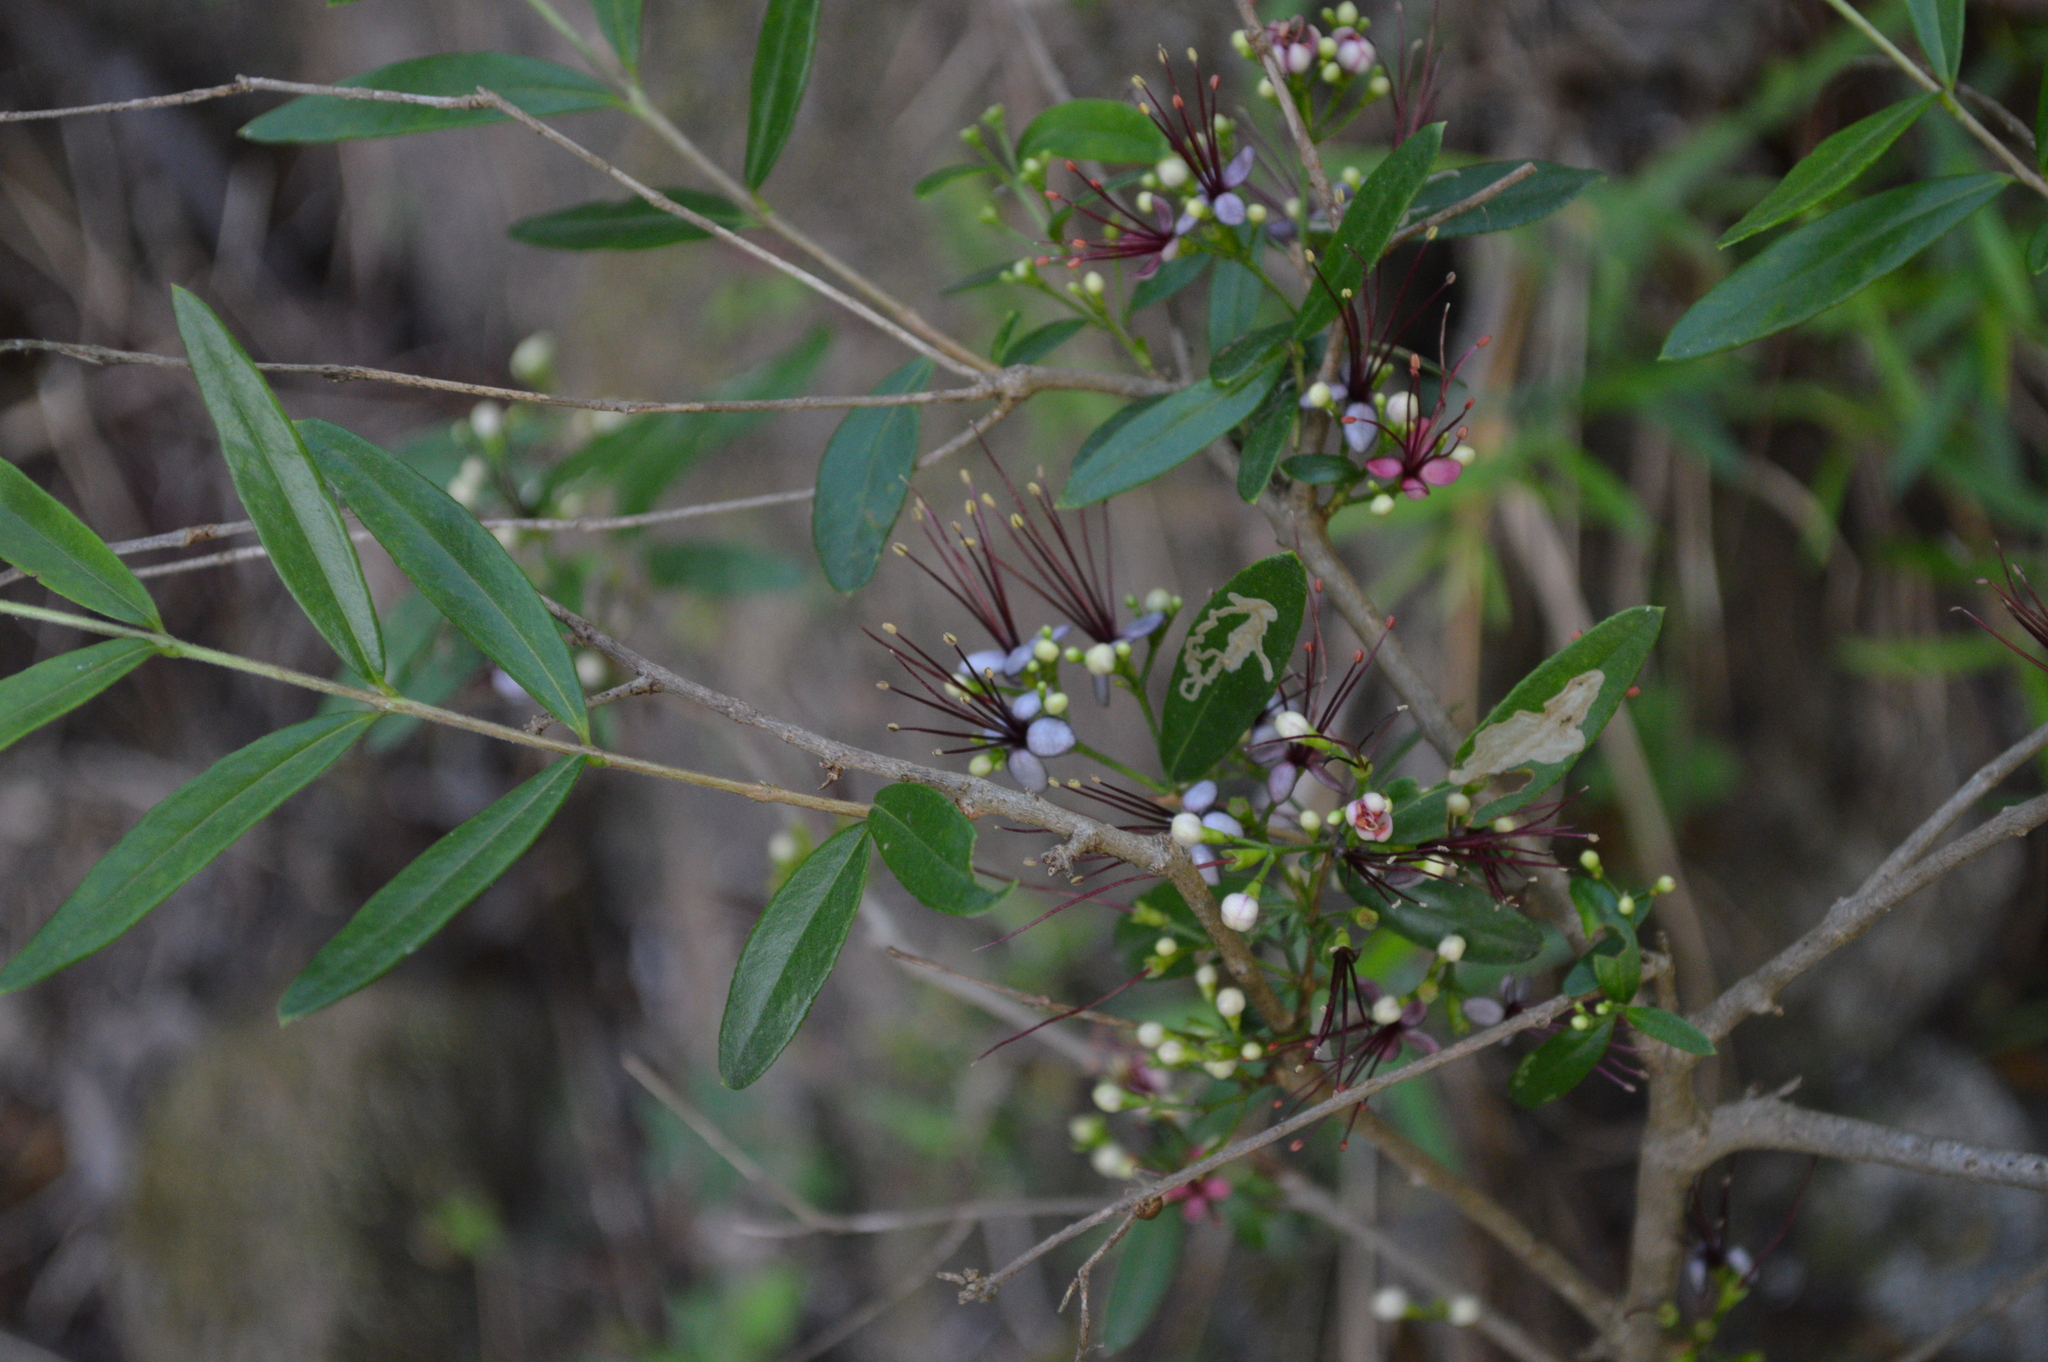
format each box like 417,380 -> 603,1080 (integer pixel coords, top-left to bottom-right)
0,639 -> 155,754
1661,174 -> 2008,360
914,163 -> 989,198
0,711 -> 375,992
1453,606 -> 1664,821
1209,323 -> 1291,389
279,755 -> 586,1020
1907,0 -> 1964,84
718,823 -> 872,1087
2030,222 -> 2048,276
0,459 -> 160,628
1624,1005 -> 1716,1055
1591,921 -> 1642,1004
1059,369 -> 1281,508
1568,877 -> 1623,936
1385,782 -> 1452,844
1100,1213 -> 1184,1351
1208,259 -> 1264,354
1401,160 -> 1602,240
997,318 -> 1087,367
1350,876 -> 1544,965
744,0 -> 820,189
1509,1015 -> 1614,1107
1279,454 -> 1355,485
1296,124 -> 1442,340
646,541 -> 805,595
507,188 -> 746,250
1562,936 -> 1625,996
590,0 -> 642,73
1718,95 -> 1936,247
300,420 -> 589,740
868,783 -> 1011,916
1158,553 -> 1306,781
1016,99 -> 1169,165
1235,380 -> 1297,504
1128,254 -> 1210,314
812,358 -> 933,592
240,53 -> 614,143
173,288 -> 385,681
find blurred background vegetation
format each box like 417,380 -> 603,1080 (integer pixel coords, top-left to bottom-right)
3,0 -> 2048,1358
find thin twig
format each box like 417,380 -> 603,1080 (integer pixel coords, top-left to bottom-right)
1696,1096 -> 2048,1193
1231,0 -> 1339,222
0,74 -> 493,122
1893,1252 -> 2048,1362
1056,1214 -> 1136,1360
885,947 -> 1137,1030
621,1054 -> 825,1226
1385,161 -> 1540,250
735,1198 -> 1108,1239
779,1219 -> 978,1362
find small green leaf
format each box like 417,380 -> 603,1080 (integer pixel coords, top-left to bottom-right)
914,164 -> 989,198
1401,160 -> 1602,240
1279,454 -> 1356,485
996,318 -> 1087,367
1296,124 -> 1442,341
0,639 -> 155,754
646,542 -> 805,595
1509,1015 -> 1615,1107
300,420 -> 589,740
1562,936 -> 1626,996
1385,783 -> 1452,844
173,288 -> 385,681
1235,380 -> 1297,504
1059,370 -> 1281,508
744,0 -> 821,190
1718,95 -> 1937,247
868,783 -> 1011,916
1016,99 -> 1169,165
1907,0 -> 1964,84
590,0 -> 642,73
1661,174 -> 2008,360
1209,323 -> 1291,390
0,460 -> 160,628
1100,1213 -> 1184,1351
1591,921 -> 1642,1004
812,357 -> 934,592
279,755 -> 586,1020
1624,1005 -> 1716,1055
1347,876 -> 1544,965
1158,553 -> 1306,781
1128,254 -> 1209,314
1453,606 -> 1664,821
719,823 -> 872,1087
0,711 -> 375,992
2029,222 -> 2048,276
240,53 -> 613,143
1568,876 -> 1623,936
1208,259 -> 1264,354
507,188 -> 746,250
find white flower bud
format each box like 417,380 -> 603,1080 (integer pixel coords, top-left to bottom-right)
1321,61 -> 1342,82
1069,1113 -> 1106,1144
1654,875 -> 1676,894
509,332 -> 555,387
1579,849 -> 1602,874
1370,1286 -> 1409,1321
1446,792 -> 1471,819
575,650 -> 608,688
1240,1041 -> 1264,1061
1156,156 -> 1191,188
1257,77 -> 1276,100
1156,1039 -> 1186,1065
1247,203 -> 1268,223
1371,995 -> 1404,1026
1368,72 -> 1391,97
1570,1013 -> 1592,1031
1369,494 -> 1395,515
1436,934 -> 1467,963
1319,36 -> 1338,58
1305,381 -> 1333,409
1115,639 -> 1134,657
1194,963 -> 1219,993
1220,892 -> 1260,933
1448,1295 -> 1481,1327
1231,29 -> 1254,57
1382,390 -> 1416,430
446,455 -> 490,509
767,829 -> 799,864
1044,691 -> 1070,716
968,752 -> 995,777
1144,587 -> 1174,614
1215,987 -> 1246,1019
1336,2 -> 1359,24
1137,1021 -> 1167,1049
1204,1059 -> 1237,1079
1493,817 -> 1517,834
1450,442 -> 1477,466
1155,936 -> 1179,958
1299,809 -> 1324,833
1170,812 -> 1205,846
1084,642 -> 1118,675
469,400 -> 504,441
1617,894 -> 1636,917
1091,1142 -> 1137,1177
1273,709 -> 1313,739
1092,1082 -> 1125,1112
1084,270 -> 1106,296
1033,636 -> 1061,664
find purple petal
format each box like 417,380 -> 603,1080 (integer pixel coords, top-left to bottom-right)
1401,999 -> 1428,1027
963,649 -> 1008,679
1093,673 -> 1112,706
1182,780 -> 1218,814
1008,748 -> 1048,791
1213,193 -> 1246,226
1176,209 -> 1202,236
1119,610 -> 1167,640
1406,1030 -> 1441,1055
1133,253 -> 1164,281
1268,761 -> 1299,805
1343,403 -> 1374,453
1009,690 -> 1043,721
1365,456 -> 1402,479
1026,716 -> 1076,757
1201,810 -> 1244,838
1224,145 -> 1256,188
1463,997 -> 1506,1026
1004,643 -> 1036,675
1420,458 -> 1463,486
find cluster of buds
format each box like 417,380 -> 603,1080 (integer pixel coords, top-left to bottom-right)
1233,7 -> 1389,119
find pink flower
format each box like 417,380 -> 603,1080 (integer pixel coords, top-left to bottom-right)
1346,791 -> 1393,842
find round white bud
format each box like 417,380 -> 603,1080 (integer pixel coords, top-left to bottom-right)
1044,691 -> 1070,716
1220,892 -> 1260,933
1340,165 -> 1363,189
1448,1295 -> 1481,1327
469,399 -> 504,440
767,829 -> 799,864
1204,1059 -> 1237,1079
1654,875 -> 1676,894
1369,494 -> 1396,516
1247,202 -> 1268,223
1068,1113 -> 1105,1144
1154,936 -> 1179,958
1370,1286 -> 1410,1321
1273,709 -> 1313,739
1156,156 -> 1191,188
1137,1021 -> 1167,1049
1493,817 -> 1517,834
1231,29 -> 1254,57
1305,381 -> 1333,409
1371,995 -> 1405,1026
1299,809 -> 1324,833
1579,849 -> 1602,873
1084,270 -> 1106,296
1170,812 -> 1205,847
968,753 -> 995,777
1617,894 -> 1636,917
1033,636 -> 1061,664
1446,792 -> 1471,818
1240,1041 -> 1264,1061
1257,77 -> 1276,100
1437,934 -> 1467,963
1215,987 -> 1246,1019
1321,61 -> 1342,83
1091,1142 -> 1137,1178
1092,1083 -> 1125,1112
1084,642 -> 1118,675
1194,963 -> 1219,992
1144,587 -> 1174,613
1319,36 -> 1338,58
1450,442 -> 1477,466
1382,390 -> 1417,430
1336,1 -> 1359,24
1570,1013 -> 1592,1032
1156,1039 -> 1186,1065
509,332 -> 555,387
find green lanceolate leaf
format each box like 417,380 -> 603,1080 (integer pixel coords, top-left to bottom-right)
1907,0 -> 1964,84
1279,454 -> 1356,485
1661,174 -> 2008,360
240,53 -> 614,143
0,711 -> 375,992
1718,94 -> 1937,247
744,0 -> 820,189
868,783 -> 1011,916
646,541 -> 805,595
279,755 -> 587,1020
1452,605 -> 1663,821
507,188 -> 746,250
1624,1005 -> 1716,1055
1100,1212 -> 1184,1351
996,318 -> 1087,367
1158,553 -> 1307,781
1401,160 -> 1602,240
1349,876 -> 1543,965
1235,379 -> 1297,503
0,460 -> 159,628
812,357 -> 934,592
300,420 -> 589,740
1591,920 -> 1642,1004
590,0 -> 643,74
719,822 -> 872,1087
2029,222 -> 2048,276
1016,99 -> 1169,165
1059,369 -> 1281,508
1509,1014 -> 1615,1107
1296,123 -> 1442,341
172,288 -> 385,681
0,639 -> 155,754
1208,259 -> 1264,354
1210,323 -> 1291,390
